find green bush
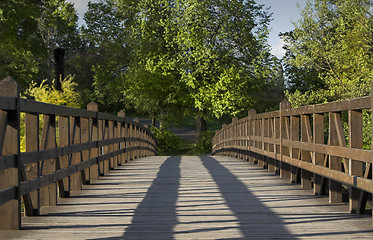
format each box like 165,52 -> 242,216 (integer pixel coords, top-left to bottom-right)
152,127 -> 183,154
196,130 -> 214,154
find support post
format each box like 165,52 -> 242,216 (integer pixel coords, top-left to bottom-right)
117,110 -> 125,165
348,110 -> 363,213
313,113 -> 325,195
87,102 -> 99,181
280,100 -> 291,178
0,77 -> 20,229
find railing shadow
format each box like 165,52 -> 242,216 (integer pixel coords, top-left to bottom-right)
89,156 -> 181,239
199,156 -> 297,239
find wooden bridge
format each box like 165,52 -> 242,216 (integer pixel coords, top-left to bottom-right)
1,77 -> 373,239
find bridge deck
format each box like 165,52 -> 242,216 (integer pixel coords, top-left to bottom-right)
2,156 -> 373,239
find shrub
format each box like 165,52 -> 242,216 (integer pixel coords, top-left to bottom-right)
196,130 -> 214,154
152,127 -> 183,153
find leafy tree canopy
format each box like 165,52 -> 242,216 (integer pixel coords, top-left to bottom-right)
283,0 -> 373,107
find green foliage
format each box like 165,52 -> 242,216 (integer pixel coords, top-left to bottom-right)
195,131 -> 214,154
0,0 -> 82,87
152,127 -> 183,155
83,0 -> 278,125
20,75 -> 81,152
170,0 -> 275,118
0,0 -> 42,87
283,0 -> 373,104
24,74 -> 81,108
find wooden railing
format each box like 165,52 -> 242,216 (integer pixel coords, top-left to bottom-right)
212,84 -> 373,223
0,77 -> 157,230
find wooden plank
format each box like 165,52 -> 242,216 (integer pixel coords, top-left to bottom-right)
0,96 -> 16,110
281,140 -> 372,164
348,110 -> 364,213
301,114 -> 312,189
70,117 -> 82,190
282,96 -> 370,116
0,186 -> 17,206
329,112 -> 343,203
280,100 -> 291,178
290,116 -> 300,183
24,112 -> 39,215
0,77 -> 20,230
58,116 -> 70,198
117,111 -> 125,165
40,114 -> 57,207
81,117 -> 90,184
87,102 -> 99,180
3,156 -> 373,239
20,141 -> 99,165
19,99 -> 95,119
0,155 -> 16,171
102,120 -> 109,173
313,113 -> 325,195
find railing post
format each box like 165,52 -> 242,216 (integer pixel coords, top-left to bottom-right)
280,100 -> 291,178
301,114 -> 313,188
81,112 -> 90,184
267,117 -> 275,172
348,109 -> 363,213
313,113 -> 325,194
70,116 -> 82,190
87,102 -> 99,181
248,109 -> 256,163
329,112 -> 343,203
40,115 -> 58,206
25,102 -> 41,214
58,113 -> 71,198
128,123 -> 133,161
134,118 -> 139,159
290,115 -> 300,183
0,77 -> 20,229
222,124 -> 227,156
117,110 -> 126,165
102,119 -> 110,174
232,117 -> 238,157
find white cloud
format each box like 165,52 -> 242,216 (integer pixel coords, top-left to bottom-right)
271,38 -> 286,59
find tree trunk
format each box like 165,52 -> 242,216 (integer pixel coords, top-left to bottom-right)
195,115 -> 206,145
159,109 -> 165,130
151,117 -> 156,128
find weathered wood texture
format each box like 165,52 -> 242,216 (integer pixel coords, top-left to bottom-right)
213,91 -> 373,224
0,77 -> 156,230
1,156 -> 372,239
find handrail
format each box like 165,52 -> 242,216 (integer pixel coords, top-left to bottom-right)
212,83 -> 373,223
0,77 -> 157,230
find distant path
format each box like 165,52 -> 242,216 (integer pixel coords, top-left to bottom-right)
128,117 -> 195,142
2,156 -> 373,239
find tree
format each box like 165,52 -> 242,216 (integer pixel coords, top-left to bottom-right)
83,0 -> 277,143
0,0 -> 42,87
284,0 -> 373,106
0,0 -> 82,89
82,0 -> 133,113
172,0 -> 274,118
170,0 -> 274,142
37,0 -> 82,82
122,0 -> 191,126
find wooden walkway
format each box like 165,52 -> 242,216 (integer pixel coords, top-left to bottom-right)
1,156 -> 373,239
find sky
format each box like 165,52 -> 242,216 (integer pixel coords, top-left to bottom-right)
66,0 -> 307,58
